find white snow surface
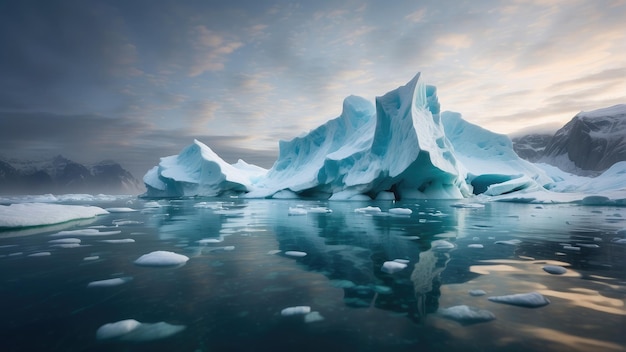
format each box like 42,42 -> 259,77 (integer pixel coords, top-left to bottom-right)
0,203 -> 108,228
141,73 -> 626,203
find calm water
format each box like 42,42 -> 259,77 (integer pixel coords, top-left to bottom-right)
1,198 -> 625,352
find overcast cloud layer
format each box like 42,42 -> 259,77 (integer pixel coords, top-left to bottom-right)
1,0 -> 624,178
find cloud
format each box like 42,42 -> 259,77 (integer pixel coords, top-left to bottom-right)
189,25 -> 244,76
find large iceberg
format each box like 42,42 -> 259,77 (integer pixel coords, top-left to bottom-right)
142,73 -> 625,202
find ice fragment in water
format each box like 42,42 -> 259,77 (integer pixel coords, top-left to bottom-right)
431,239 -> 455,251
100,239 -> 135,244
438,305 -> 495,325
495,239 -> 521,245
288,207 -> 307,215
134,251 -> 189,267
84,256 -> 100,261
543,265 -> 567,275
285,251 -> 307,257
50,229 -> 121,237
381,261 -> 407,274
354,206 -> 382,214
488,292 -> 550,308
468,244 -> 484,248
96,319 -> 186,341
469,289 -> 486,296
389,208 -> 412,215
281,306 -> 311,316
48,238 -> 81,244
105,207 -> 138,213
88,277 -> 133,288
308,207 -> 332,213
28,252 -> 51,257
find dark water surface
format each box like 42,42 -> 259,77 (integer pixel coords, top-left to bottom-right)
1,198 -> 625,351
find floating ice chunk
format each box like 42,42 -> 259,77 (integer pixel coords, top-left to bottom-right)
198,238 -> 223,244
51,243 -> 82,248
48,238 -> 81,244
304,311 -> 325,323
28,252 -> 51,257
134,251 -> 189,267
0,203 -> 108,228
267,250 -> 281,255
50,229 -> 121,236
105,207 -> 138,213
393,259 -> 410,264
495,239 -> 521,246
143,201 -> 162,208
469,289 -> 486,296
389,208 -> 412,215
576,243 -> 600,248
381,261 -> 407,274
207,246 -> 235,252
354,206 -> 382,214
450,203 -> 485,208
96,319 -> 186,341
281,306 -> 311,316
468,244 -> 484,249
543,265 -> 567,275
438,305 -> 495,325
100,239 -> 135,244
113,220 -> 143,226
285,251 -> 307,257
87,276 -> 133,288
563,245 -> 580,251
308,207 -> 332,214
431,239 -> 455,251
84,256 -> 100,261
488,292 -> 550,308
288,207 -> 307,216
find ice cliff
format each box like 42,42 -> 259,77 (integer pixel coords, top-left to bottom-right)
143,73 -> 615,201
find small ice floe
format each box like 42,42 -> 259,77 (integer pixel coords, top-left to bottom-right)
197,238 -> 223,245
51,243 -> 82,248
438,305 -> 495,325
469,289 -> 486,296
354,206 -> 382,214
576,243 -> 600,248
112,219 -> 143,226
267,250 -> 282,255
96,319 -> 186,341
87,276 -> 133,288
543,265 -> 567,275
205,246 -> 235,253
450,203 -> 485,209
100,239 -> 135,244
143,201 -> 162,208
495,239 -> 522,246
49,238 -> 81,244
393,259 -> 410,264
487,292 -> 550,308
288,207 -> 307,216
304,311 -> 325,323
468,244 -> 484,249
84,255 -> 100,261
562,245 -> 581,251
28,252 -> 51,257
389,208 -> 412,215
431,239 -> 455,251
105,207 -> 138,213
308,207 -> 332,214
280,306 -> 311,316
50,229 -> 121,237
381,260 -> 407,274
134,251 -> 189,267
284,251 -> 307,257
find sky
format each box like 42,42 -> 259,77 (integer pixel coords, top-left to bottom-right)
0,0 -> 625,179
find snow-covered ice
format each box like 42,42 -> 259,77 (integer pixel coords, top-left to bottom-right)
469,289 -> 487,296
50,229 -> 121,237
104,207 -> 137,213
28,251 -> 51,257
100,239 -> 135,244
95,319 -> 186,341
488,292 -> 550,308
0,203 -> 108,228
543,265 -> 567,275
284,251 -> 307,257
354,206 -> 382,214
134,251 -> 189,267
48,238 -> 81,244
438,305 -> 495,324
431,240 -> 455,251
389,208 -> 412,215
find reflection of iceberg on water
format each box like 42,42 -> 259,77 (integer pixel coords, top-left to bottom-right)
410,245 -> 452,322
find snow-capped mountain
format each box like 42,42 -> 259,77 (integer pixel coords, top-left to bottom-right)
0,155 -> 143,194
539,104 -> 626,175
511,134 -> 552,162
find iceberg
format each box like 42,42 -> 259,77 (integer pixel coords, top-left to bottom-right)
142,72 -> 626,202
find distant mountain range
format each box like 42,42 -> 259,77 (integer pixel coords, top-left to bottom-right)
0,155 -> 143,195
512,104 -> 626,176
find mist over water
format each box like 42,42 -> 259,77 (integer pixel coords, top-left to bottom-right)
1,197 -> 625,351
